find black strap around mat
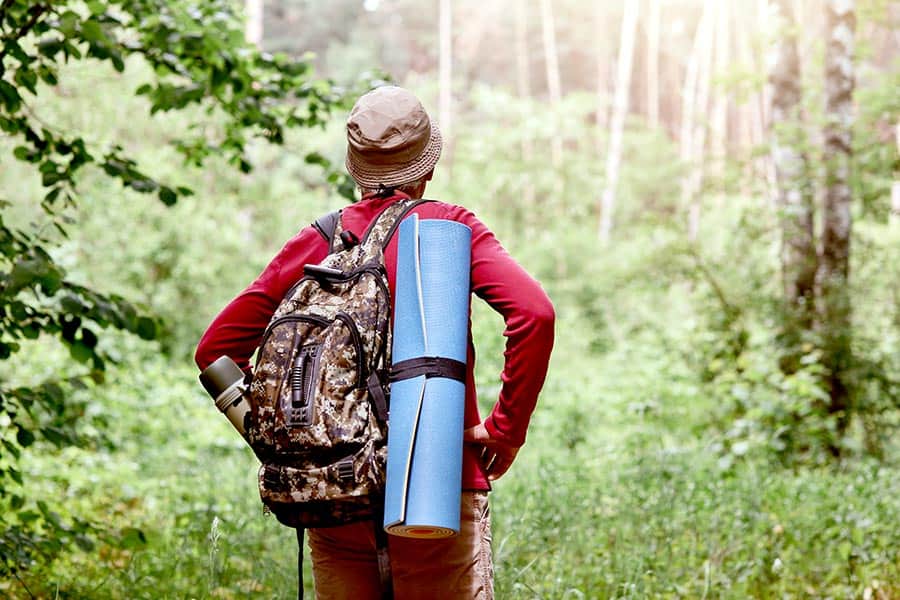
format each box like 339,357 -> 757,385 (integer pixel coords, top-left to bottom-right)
389,356 -> 466,384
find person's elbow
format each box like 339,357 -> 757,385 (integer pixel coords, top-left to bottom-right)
527,293 -> 555,339
194,335 -> 213,371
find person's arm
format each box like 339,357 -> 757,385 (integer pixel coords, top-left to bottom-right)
194,226 -> 329,372
448,206 -> 555,476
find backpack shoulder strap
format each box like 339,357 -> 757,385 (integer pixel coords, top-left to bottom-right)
311,210 -> 341,251
361,199 -> 435,249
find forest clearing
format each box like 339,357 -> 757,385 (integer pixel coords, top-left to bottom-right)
1,0 -> 898,598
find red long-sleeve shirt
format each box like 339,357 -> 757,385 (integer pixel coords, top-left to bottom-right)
195,191 -> 555,490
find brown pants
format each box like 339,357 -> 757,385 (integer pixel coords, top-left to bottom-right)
307,492 -> 493,600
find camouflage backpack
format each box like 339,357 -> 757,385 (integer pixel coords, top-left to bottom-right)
247,198 -> 429,529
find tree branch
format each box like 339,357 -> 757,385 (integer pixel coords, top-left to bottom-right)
688,246 -> 739,319
0,0 -> 16,27
0,3 -> 49,56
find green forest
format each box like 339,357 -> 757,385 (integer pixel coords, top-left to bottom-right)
1,0 -> 898,597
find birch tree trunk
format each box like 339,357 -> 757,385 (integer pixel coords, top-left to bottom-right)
710,0 -> 731,188
245,0 -> 263,47
515,0 -> 535,207
680,7 -> 707,202
687,0 -> 716,239
769,0 -> 817,371
817,0 -> 856,437
539,0 -> 563,167
646,0 -> 661,130
598,1 -> 640,242
439,0 -> 453,153
892,123 -> 900,226
760,0 -> 778,201
735,3 -> 766,184
595,3 -> 610,134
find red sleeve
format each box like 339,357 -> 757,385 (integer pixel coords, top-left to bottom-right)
445,205 -> 555,447
194,226 -> 329,372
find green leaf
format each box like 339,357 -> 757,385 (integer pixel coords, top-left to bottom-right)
60,295 -> 86,313
110,51 -> 125,72
9,467 -> 23,485
118,527 -> 147,550
0,80 -> 23,112
37,65 -> 59,86
74,534 -> 95,551
80,20 -> 105,44
87,1 -> 106,16
136,316 -> 157,340
158,186 -> 177,206
69,340 -> 94,363
2,439 -> 21,460
40,427 -> 69,448
13,146 -> 35,162
8,253 -> 56,295
58,11 -> 80,37
14,69 -> 38,95
80,327 -> 98,348
16,428 -> 35,448
38,38 -> 64,59
19,511 -> 40,524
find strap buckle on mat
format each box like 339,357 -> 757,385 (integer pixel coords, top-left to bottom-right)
389,357 -> 466,384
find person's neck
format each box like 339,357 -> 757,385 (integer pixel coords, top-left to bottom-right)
360,189 -> 413,202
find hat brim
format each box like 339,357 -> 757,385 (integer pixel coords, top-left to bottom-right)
346,124 -> 442,189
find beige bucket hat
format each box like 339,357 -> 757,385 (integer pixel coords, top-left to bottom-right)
345,86 -> 442,188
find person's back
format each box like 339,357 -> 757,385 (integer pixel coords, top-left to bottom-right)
195,86 -> 554,599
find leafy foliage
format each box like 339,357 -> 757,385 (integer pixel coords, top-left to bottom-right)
0,0 -> 361,574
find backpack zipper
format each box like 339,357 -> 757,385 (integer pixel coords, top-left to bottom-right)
283,262 -> 390,301
257,313 -> 368,389
257,314 -> 330,357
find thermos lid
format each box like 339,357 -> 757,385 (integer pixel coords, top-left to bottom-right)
199,356 -> 245,398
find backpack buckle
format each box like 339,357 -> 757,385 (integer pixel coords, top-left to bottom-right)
336,459 -> 355,483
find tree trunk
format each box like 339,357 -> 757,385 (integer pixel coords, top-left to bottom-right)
686,0 -> 716,240
598,1 -> 640,242
515,0 -> 535,207
735,3 -> 766,184
245,0 -> 263,47
818,0 -> 856,439
646,0 -> 661,130
892,122 -> 900,226
595,3 -> 610,134
680,7 -> 706,203
439,0 -> 453,155
769,0 -> 817,372
710,0 -> 731,190
539,0 -> 563,167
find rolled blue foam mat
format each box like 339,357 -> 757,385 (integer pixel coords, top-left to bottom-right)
384,215 -> 471,538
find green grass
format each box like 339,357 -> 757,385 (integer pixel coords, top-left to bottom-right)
6,329 -> 898,599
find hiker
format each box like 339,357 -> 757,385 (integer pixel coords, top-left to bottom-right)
194,85 -> 554,599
